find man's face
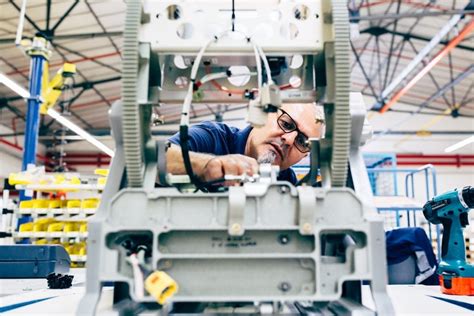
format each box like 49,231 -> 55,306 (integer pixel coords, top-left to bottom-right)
246,103 -> 323,170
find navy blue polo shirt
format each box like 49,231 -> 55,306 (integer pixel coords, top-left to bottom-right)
168,121 -> 297,184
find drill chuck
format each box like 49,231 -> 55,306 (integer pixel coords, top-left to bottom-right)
462,186 -> 474,209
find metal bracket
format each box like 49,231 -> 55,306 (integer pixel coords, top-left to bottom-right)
297,186 -> 317,235
228,186 -> 246,236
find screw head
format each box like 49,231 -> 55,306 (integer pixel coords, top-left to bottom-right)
278,282 -> 291,292
278,234 -> 290,245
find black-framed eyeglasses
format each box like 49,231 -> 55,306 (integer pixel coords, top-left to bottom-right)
277,109 -> 310,153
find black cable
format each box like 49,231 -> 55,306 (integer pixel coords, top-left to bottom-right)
179,125 -> 206,191
231,0 -> 235,32
308,141 -> 320,186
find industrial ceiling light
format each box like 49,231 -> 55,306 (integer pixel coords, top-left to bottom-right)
444,135 -> 474,153
0,72 -> 114,157
47,108 -> 114,157
0,72 -> 30,98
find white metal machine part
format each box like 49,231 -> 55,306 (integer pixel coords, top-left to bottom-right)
78,1 -> 394,315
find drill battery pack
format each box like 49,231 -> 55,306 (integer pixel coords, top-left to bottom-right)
440,275 -> 474,296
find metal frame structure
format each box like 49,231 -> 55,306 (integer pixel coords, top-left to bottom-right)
0,0 -> 122,144
0,0 -> 472,146
349,0 -> 474,117
72,0 -> 397,314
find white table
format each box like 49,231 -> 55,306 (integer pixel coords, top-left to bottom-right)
1,269 -> 473,315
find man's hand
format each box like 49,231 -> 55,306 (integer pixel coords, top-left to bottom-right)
202,154 -> 259,182
166,145 -> 259,183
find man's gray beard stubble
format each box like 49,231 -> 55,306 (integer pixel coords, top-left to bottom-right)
257,150 -> 277,164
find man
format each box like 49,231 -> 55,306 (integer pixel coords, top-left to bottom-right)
166,103 -> 324,185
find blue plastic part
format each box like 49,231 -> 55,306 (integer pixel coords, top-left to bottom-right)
20,54 -> 46,201
0,245 -> 70,278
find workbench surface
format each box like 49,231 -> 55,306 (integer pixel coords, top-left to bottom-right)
1,269 -> 473,315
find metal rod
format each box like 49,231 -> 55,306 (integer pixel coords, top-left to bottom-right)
382,0 -> 402,91
360,27 -> 473,52
405,39 -> 453,108
21,48 -> 46,199
0,32 -> 123,44
380,19 -> 474,113
350,9 -> 474,21
84,1 -> 121,59
416,65 -> 474,113
350,41 -> 379,99
46,0 -> 52,31
373,130 -> 474,135
9,0 -> 41,32
51,0 -> 80,32
377,14 -> 463,109
15,0 -> 27,46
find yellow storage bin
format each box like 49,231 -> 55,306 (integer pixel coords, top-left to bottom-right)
47,222 -> 65,232
19,200 -> 34,209
19,222 -> 33,232
33,218 -> 56,232
79,222 -> 88,233
48,200 -> 62,209
81,199 -> 99,209
33,200 -> 49,209
67,200 -> 81,208
64,222 -> 81,232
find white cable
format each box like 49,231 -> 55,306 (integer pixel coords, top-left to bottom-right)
180,30 -> 264,127
200,71 -> 257,85
255,44 -> 273,84
129,254 -> 144,299
180,37 -> 215,126
252,44 -> 262,91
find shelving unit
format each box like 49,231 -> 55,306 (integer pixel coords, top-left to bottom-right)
1,168 -> 107,267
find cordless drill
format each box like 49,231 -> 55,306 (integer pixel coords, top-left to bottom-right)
423,186 -> 474,295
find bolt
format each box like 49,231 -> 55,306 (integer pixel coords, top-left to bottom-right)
231,223 -> 241,234
161,260 -> 172,269
278,234 -> 290,245
302,223 -> 312,233
278,282 -> 291,292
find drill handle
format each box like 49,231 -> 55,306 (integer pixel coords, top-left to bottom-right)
441,216 -> 466,262
441,218 -> 450,259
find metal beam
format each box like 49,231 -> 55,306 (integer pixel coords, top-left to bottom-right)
350,9 -> 474,21
84,0 -> 121,59
0,32 -> 123,44
360,27 -> 474,52
5,76 -> 121,102
8,0 -> 42,33
380,19 -> 474,113
374,14 -> 463,109
373,130 -> 474,135
385,108 -> 474,118
0,100 -> 26,121
53,42 -> 121,73
51,1 -> 80,33
46,0 -> 52,31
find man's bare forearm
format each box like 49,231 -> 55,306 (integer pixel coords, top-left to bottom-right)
166,144 -> 258,182
166,144 -> 214,178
